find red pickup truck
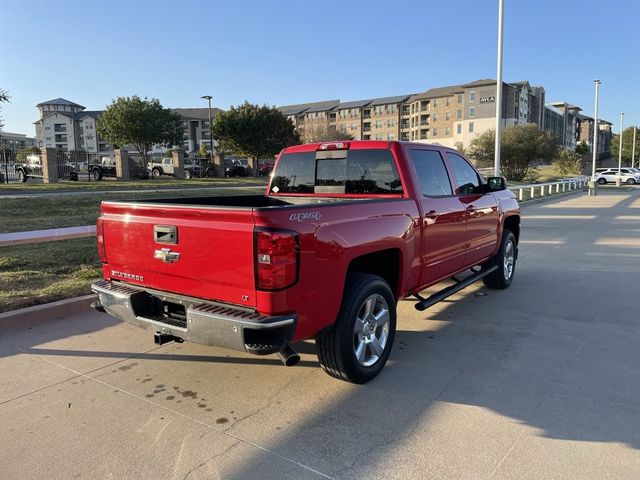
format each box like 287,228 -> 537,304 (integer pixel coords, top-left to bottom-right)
92,141 -> 520,383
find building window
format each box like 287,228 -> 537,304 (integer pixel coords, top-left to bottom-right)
469,122 -> 474,133
457,109 -> 462,119
469,107 -> 475,118
445,127 -> 450,136
457,94 -> 463,103
445,111 -> 450,121
446,97 -> 451,106
387,133 -> 394,140
432,128 -> 438,137
433,98 -> 439,108
376,120 -> 383,128
469,91 -> 475,102
433,113 -> 438,122
457,124 -> 462,134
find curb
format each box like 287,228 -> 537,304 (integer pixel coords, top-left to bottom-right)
0,294 -> 95,326
0,225 -> 96,247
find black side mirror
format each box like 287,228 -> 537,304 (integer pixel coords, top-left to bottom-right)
487,176 -> 507,192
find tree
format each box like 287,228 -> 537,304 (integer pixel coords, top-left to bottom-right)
97,96 -> 184,164
575,141 -> 590,156
198,142 -> 208,158
467,124 -> 558,181
211,101 -> 299,175
554,149 -> 583,176
610,127 -> 640,166
303,124 -> 353,143
0,88 -> 9,132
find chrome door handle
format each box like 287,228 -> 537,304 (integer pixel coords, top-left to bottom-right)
425,210 -> 438,219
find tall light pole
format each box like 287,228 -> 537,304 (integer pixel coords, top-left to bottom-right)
494,0 -> 504,177
616,112 -> 624,186
201,95 -> 214,175
589,80 -> 601,196
632,126 -> 637,168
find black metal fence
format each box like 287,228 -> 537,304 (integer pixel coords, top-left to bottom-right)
0,150 -> 42,183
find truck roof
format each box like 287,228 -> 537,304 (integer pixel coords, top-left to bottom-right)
282,140 -> 461,155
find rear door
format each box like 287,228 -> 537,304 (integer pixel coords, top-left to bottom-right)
445,152 -> 500,267
407,147 -> 467,286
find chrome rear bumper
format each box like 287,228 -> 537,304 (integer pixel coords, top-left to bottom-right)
91,280 -> 296,355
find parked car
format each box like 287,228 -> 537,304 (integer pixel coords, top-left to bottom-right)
15,154 -> 77,182
148,157 -> 211,179
258,160 -> 275,176
224,158 -> 249,177
89,157 -> 117,180
595,168 -> 640,185
91,140 -> 520,384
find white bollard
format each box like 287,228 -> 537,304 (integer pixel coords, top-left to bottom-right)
531,186 -> 535,199
518,188 -> 523,201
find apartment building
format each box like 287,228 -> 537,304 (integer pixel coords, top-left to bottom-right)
34,98 -> 221,155
0,131 -> 37,151
575,114 -> 613,154
278,79 -> 546,150
543,102 -> 581,149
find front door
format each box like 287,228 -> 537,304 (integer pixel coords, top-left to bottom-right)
446,152 -> 500,267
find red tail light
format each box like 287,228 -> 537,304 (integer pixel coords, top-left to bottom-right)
255,229 -> 299,290
97,218 -> 107,263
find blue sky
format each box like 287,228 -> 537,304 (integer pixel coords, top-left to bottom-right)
2,0 -> 639,135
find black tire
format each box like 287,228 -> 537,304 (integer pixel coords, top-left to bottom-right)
316,273 -> 396,384
626,178 -> 636,185
18,170 -> 27,183
92,168 -> 103,181
152,168 -> 162,178
483,230 -> 517,289
597,177 -> 607,185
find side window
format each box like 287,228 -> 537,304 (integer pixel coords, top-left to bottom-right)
345,150 -> 403,194
410,149 -> 453,197
447,152 -> 481,195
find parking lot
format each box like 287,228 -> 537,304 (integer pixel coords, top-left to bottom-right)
1,188 -> 639,479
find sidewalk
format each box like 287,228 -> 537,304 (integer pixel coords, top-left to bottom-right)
0,225 -> 96,247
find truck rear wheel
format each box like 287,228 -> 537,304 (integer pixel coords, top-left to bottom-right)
18,170 -> 27,183
316,273 -> 396,384
482,230 -> 517,289
92,168 -> 103,181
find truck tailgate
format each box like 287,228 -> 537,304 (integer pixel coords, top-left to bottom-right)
101,202 -> 257,308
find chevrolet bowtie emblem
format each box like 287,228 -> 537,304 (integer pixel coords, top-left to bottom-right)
154,248 -> 181,263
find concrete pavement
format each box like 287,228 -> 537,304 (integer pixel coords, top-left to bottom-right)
1,189 -> 639,479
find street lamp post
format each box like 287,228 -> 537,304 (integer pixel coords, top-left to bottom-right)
494,0 -> 504,177
589,80 -> 601,196
616,112 -> 624,186
201,95 -> 214,176
632,126 -> 637,168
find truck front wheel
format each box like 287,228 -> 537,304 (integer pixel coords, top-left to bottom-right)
482,230 -> 517,289
316,273 -> 396,384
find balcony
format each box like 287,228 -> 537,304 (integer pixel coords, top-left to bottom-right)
420,120 -> 429,126
363,123 -> 371,133
54,125 -> 67,133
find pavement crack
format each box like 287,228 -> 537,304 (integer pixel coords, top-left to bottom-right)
182,441 -> 241,480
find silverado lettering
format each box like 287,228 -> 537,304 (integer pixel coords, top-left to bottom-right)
92,141 -> 520,384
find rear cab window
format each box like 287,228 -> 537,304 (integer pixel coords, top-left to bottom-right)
270,148 -> 404,196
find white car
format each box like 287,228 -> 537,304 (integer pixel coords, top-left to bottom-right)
595,168 -> 640,185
